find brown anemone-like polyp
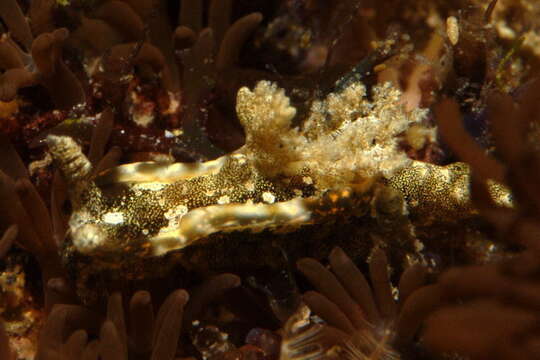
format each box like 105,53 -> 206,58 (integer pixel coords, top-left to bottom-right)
0,225 -> 20,360
0,225 -> 17,259
0,110 -> 119,311
435,78 -> 540,250
0,0 -> 85,109
0,0 -> 33,50
423,77 -> 540,360
174,1 -> 263,158
0,318 -> 15,360
33,272 -> 240,359
296,247 -> 442,357
423,250 -> 540,360
31,28 -> 86,110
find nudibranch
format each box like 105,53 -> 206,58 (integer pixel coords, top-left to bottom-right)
47,80 -> 510,273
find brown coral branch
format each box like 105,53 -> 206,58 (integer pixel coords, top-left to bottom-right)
436,81 -> 540,251
71,17 -> 127,54
99,320 -> 127,360
152,289 -> 189,360
32,28 -> 86,110
179,0 -> 204,33
13,183 -> 67,311
60,329 -> 88,360
94,146 -> 122,174
422,244 -> 540,360
32,29 -> 64,76
82,340 -> 100,360
15,178 -> 56,254
488,93 -> 525,167
0,68 -> 37,101
0,224 -> 17,259
297,246 -> 439,357
0,141 -> 65,304
488,90 -> 540,215
45,277 -> 78,312
179,28 -> 215,99
93,1 -> 145,42
397,264 -> 427,307
29,0 -> 55,36
328,247 -> 380,324
36,304 -> 101,360
394,284 -> 442,344
424,300 -> 538,359
0,38 -> 26,70
502,249 -> 540,277
106,293 -> 128,357
177,28 -> 225,159
0,3 -> 87,108
182,273 -> 241,327
437,264 -> 511,299
173,26 -> 197,50
368,248 -> 397,320
172,0 -> 265,158
0,171 -> 46,257
0,318 -> 15,360
302,290 -> 356,333
104,42 -> 174,92
208,0 -> 233,47
128,291 -> 154,355
435,98 -> 506,184
0,0 -> 33,50
297,257 -> 367,330
34,287 -> 195,359
50,171 -> 69,247
88,108 -> 114,166
216,13 -> 263,71
120,0 -> 180,92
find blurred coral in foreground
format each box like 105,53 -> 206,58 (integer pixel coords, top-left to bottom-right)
423,79 -> 540,359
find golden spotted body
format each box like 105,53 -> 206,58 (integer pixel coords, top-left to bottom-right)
48,132 -> 510,263
388,161 -> 511,225
54,146 -> 323,257
45,80 -> 512,275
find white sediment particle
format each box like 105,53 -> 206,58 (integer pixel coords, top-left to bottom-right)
164,130 -> 175,138
133,183 -> 166,191
160,205 -> 189,235
132,111 -> 154,128
72,224 -> 106,253
164,92 -> 180,114
102,212 -> 125,225
244,181 -> 255,192
302,176 -> 313,185
217,195 -> 230,204
262,192 -> 276,204
164,205 -> 188,220
234,154 -> 247,165
130,91 -> 155,127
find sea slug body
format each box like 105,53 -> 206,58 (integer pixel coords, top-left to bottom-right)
46,80 -> 511,271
